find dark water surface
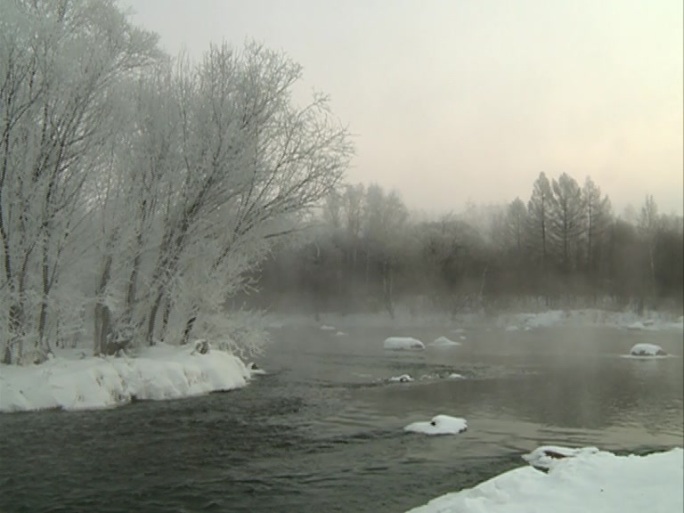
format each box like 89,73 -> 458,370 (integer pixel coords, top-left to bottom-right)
1,324 -> 682,513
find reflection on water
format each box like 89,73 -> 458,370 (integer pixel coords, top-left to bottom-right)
0,324 -> 681,513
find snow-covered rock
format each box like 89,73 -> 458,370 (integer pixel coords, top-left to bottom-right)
248,362 -> 267,376
406,447 -> 683,513
429,336 -> 461,348
404,414 -> 467,435
522,445 -> 600,470
389,374 -> 414,383
629,343 -> 667,357
0,343 -> 250,413
447,373 -> 465,380
383,337 -> 425,350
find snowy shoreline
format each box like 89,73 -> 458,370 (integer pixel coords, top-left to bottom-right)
407,447 -> 683,513
0,343 -> 251,413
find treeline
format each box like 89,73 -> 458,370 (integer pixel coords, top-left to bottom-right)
250,173 -> 683,317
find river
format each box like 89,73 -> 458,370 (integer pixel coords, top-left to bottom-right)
1,323 -> 682,513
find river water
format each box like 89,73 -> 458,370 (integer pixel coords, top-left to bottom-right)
1,324 -> 682,513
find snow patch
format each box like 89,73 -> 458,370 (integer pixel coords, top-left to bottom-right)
404,414 -> 467,435
383,337 -> 425,351
447,373 -> 465,380
406,447 -> 683,513
0,343 -> 250,413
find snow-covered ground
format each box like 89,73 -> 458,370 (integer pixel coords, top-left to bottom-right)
407,447 -> 683,513
0,342 -> 253,413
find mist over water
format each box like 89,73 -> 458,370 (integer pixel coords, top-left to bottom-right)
1,323 -> 681,513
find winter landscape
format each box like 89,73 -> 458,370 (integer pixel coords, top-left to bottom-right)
1,1 -> 682,512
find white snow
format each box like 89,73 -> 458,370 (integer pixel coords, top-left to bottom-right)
447,373 -> 465,380
406,447 -> 683,513
404,414 -> 468,435
0,342 -> 250,413
628,343 -> 667,357
389,374 -> 414,383
429,336 -> 461,347
383,337 -> 425,350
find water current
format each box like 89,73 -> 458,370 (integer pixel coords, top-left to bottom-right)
1,324 -> 682,513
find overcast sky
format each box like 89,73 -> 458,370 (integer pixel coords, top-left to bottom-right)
122,0 -> 683,216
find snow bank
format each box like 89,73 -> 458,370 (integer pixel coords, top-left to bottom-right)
429,336 -> 461,348
383,337 -> 425,350
407,447 -> 683,513
0,343 -> 250,413
404,414 -> 467,435
628,343 -> 667,357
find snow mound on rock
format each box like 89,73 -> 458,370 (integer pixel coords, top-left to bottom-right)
404,414 -> 467,435
383,337 -> 425,350
429,336 -> 461,347
522,445 -> 600,470
389,374 -> 414,383
628,343 -> 667,357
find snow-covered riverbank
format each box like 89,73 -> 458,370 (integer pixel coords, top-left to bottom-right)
0,343 -> 251,413
407,447 -> 683,513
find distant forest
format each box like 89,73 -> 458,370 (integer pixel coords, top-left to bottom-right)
248,172 -> 683,317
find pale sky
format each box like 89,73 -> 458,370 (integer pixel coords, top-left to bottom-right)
123,0 -> 683,216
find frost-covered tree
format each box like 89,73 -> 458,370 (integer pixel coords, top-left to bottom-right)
0,1 -> 351,363
549,173 -> 584,270
504,197 -> 528,257
90,43 -> 352,354
362,184 -> 408,317
581,177 -> 612,273
0,0 -> 158,363
526,172 -> 553,268
637,195 -> 660,297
